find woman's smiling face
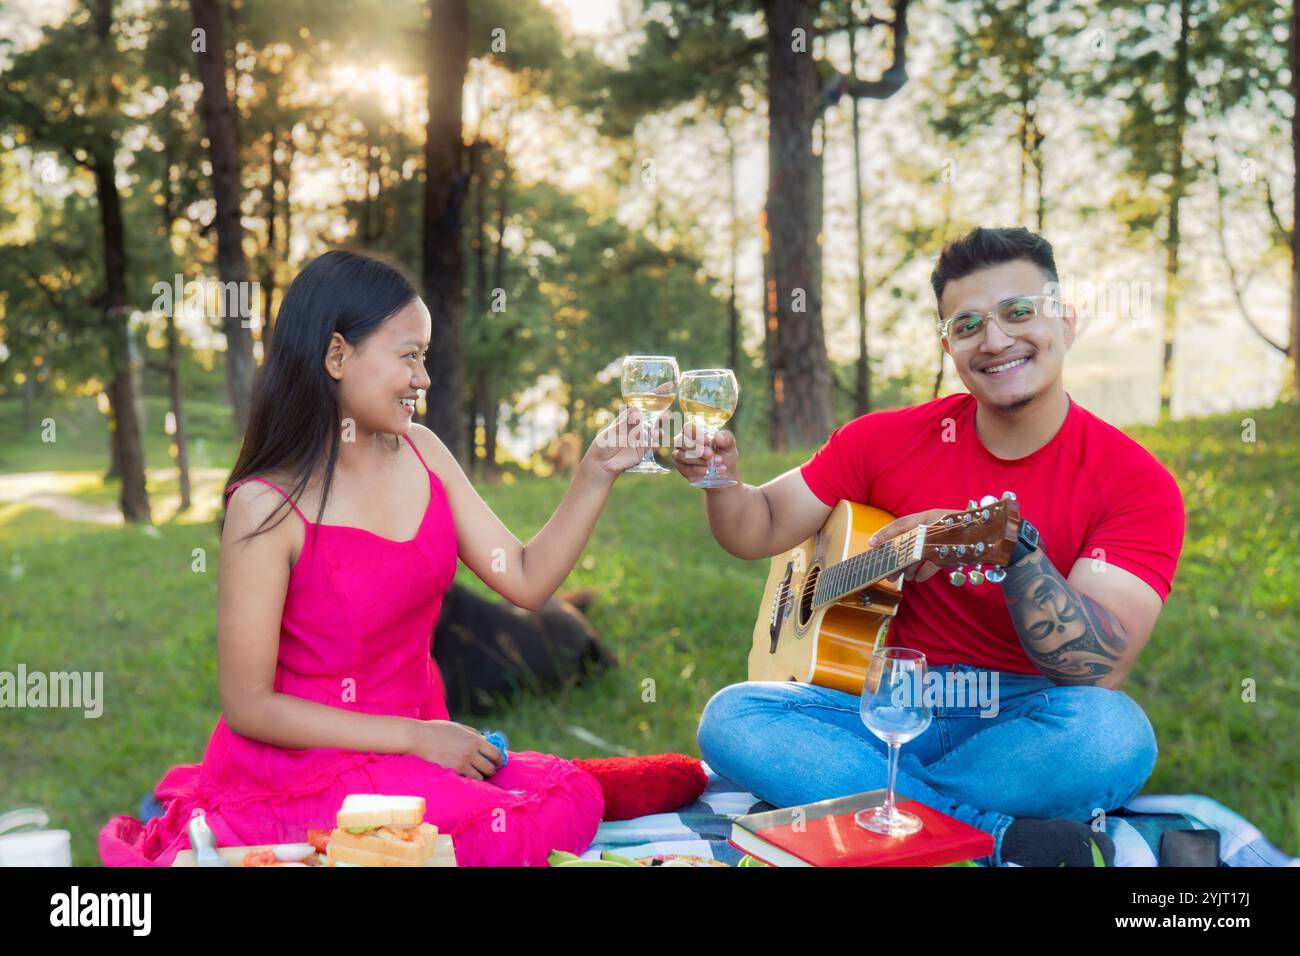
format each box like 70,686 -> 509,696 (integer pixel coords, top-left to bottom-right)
325,298 -> 432,436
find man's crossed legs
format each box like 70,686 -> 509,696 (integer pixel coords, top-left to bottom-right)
697,664 -> 1157,866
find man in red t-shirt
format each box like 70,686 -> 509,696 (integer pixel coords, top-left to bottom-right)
672,227 -> 1185,866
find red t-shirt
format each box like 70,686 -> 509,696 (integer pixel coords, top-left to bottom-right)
798,393 -> 1185,673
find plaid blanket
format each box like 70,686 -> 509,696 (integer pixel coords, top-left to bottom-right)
137,763 -> 1295,866
582,763 -> 1299,867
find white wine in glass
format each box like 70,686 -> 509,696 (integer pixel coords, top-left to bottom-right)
621,355 -> 679,474
678,369 -> 739,488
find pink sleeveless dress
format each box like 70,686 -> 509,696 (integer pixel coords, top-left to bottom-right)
98,433 -> 604,866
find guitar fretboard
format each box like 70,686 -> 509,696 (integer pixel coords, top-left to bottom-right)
811,528 -> 923,610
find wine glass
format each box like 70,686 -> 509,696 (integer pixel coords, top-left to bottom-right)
678,369 -> 739,489
857,647 -> 932,836
621,355 -> 679,474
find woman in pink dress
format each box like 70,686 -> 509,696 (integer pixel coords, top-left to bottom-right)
99,250 -> 652,866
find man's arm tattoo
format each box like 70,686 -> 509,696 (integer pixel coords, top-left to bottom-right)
999,549 -> 1131,686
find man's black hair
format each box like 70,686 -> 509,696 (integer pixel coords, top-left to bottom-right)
930,226 -> 1059,312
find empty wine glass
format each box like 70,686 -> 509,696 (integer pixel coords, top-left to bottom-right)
857,647 -> 932,836
678,368 -> 739,488
621,355 -> 679,474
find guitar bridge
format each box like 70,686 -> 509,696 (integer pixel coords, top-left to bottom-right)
769,560 -> 795,654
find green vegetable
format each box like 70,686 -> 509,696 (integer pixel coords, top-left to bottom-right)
547,848 -> 642,867
598,850 -> 645,866
1090,838 -> 1106,867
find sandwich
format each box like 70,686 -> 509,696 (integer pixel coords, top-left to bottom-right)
326,795 -> 453,867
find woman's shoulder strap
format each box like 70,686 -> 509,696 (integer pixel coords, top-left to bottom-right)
403,431 -> 435,474
224,476 -> 309,525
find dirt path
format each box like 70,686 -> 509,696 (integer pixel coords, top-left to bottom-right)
0,468 -> 228,525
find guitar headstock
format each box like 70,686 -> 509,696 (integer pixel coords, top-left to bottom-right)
918,492 -> 1022,586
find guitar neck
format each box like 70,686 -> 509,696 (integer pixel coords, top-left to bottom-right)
811,527 -> 925,611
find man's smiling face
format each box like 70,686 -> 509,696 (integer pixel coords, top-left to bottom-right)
939,259 -> 1076,413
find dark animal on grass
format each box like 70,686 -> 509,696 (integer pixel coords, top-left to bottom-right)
432,584 -> 616,717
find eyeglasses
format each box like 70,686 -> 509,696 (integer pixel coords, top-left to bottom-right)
937,294 -> 1062,351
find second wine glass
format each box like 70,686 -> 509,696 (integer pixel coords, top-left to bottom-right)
678,369 -> 739,488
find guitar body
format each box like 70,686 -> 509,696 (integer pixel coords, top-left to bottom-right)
748,501 -> 902,696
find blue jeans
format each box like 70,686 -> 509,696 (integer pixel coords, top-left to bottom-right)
696,664 -> 1158,866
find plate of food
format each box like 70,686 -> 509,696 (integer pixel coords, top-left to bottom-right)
170,795 -> 457,867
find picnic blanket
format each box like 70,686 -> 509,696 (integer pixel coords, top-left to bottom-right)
138,763 -> 1296,866
579,763 -> 1300,867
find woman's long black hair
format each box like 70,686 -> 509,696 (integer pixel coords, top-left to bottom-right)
221,249 -> 419,546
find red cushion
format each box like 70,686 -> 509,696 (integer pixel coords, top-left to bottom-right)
572,753 -> 708,821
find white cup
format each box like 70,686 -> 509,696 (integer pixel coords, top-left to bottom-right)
0,830 -> 73,866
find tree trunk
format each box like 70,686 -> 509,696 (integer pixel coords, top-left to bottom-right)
365,122 -> 378,244
760,208 -> 784,450
165,310 -> 192,513
190,0 -> 256,434
1030,112 -> 1045,231
482,376 -> 499,479
95,155 -> 151,523
848,9 -> 870,417
1292,0 -> 1299,401
933,175 -> 955,401
468,140 -> 488,476
725,113 -> 742,430
273,126 -> 294,346
1160,0 -> 1191,416
421,0 -> 469,464
1018,100 -> 1028,225
483,156 -> 509,479
261,123 -> 279,354
811,120 -> 826,410
161,128 -> 192,512
21,374 -> 35,432
465,388 -> 477,473
762,0 -> 833,448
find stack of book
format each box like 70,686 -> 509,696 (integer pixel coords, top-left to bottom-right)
729,790 -> 993,866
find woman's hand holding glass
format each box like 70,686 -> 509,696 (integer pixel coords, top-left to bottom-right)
620,355 -> 679,475
585,403 -> 651,476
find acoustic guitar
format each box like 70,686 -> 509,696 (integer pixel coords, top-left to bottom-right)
748,494 -> 1021,696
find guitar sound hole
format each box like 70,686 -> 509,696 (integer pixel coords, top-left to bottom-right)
797,567 -> 820,628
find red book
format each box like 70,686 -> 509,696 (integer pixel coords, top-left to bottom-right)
729,790 -> 994,866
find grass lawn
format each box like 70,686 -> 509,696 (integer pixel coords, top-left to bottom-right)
0,393 -> 1296,865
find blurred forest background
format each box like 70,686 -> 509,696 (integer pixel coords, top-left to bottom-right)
0,0 -> 1295,514
0,0 -> 1296,864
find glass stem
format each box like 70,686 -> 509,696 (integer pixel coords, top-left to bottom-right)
704,428 -> 719,478
641,414 -> 656,465
883,741 -> 901,818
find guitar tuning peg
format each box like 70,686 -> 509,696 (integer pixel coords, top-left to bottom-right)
984,566 -> 1007,584
948,569 -> 967,587
1001,491 -> 1016,501
968,568 -> 985,586
979,495 -> 997,507
966,499 -> 978,511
